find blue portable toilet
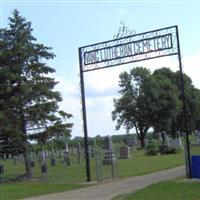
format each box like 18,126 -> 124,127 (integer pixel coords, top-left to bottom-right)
191,155 -> 200,178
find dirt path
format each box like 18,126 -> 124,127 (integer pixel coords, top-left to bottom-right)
24,166 -> 185,200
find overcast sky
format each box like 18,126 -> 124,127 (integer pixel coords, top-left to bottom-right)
1,0 -> 200,138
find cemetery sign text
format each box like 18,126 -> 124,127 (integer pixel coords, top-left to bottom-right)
80,26 -> 178,72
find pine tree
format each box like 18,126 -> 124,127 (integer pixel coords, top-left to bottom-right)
0,24 -> 24,157
0,10 -> 72,178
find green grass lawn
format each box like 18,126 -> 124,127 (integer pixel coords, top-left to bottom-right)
0,157 -> 92,199
0,149 -> 185,199
113,180 -> 200,200
0,182 -> 83,200
117,149 -> 184,177
190,145 -> 200,155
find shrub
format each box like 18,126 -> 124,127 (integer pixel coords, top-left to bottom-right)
146,140 -> 159,156
159,145 -> 176,154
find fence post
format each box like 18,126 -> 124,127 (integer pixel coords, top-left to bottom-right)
111,149 -> 114,178
95,150 -> 100,181
184,143 -> 190,178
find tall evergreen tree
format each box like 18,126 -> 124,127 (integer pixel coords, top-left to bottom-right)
0,21 -> 23,156
0,10 -> 72,178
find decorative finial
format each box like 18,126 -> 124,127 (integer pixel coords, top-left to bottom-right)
114,21 -> 136,39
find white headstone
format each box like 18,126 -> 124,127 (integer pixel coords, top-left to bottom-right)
66,142 -> 69,152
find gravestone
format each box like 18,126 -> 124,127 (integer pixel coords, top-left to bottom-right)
77,143 -> 81,164
158,132 -> 162,142
40,150 -> 48,173
127,136 -> 137,147
144,139 -> 149,149
30,152 -> 35,165
45,150 -> 49,159
0,159 -> 4,174
50,157 -> 56,167
31,160 -> 35,167
16,155 -> 21,162
119,146 -> 131,159
2,154 -> 5,161
89,147 -> 95,158
65,142 -> 70,166
102,136 -> 117,165
41,163 -> 48,173
12,156 -> 17,165
50,151 -> 56,167
63,150 -> 70,166
5,154 -> 9,159
38,150 -> 46,164
162,132 -> 167,145
38,151 -> 42,164
66,142 -> 69,152
166,135 -> 170,146
0,164 -> 4,174
19,154 -> 24,162
178,136 -> 183,149
170,138 -> 183,149
103,135 -> 113,149
195,130 -> 200,144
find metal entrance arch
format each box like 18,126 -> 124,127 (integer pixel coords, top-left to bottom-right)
78,24 -> 191,181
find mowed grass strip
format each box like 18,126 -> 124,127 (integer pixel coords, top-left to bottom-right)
0,158 -> 89,199
118,150 -> 184,177
0,182 -> 84,200
114,181 -> 200,200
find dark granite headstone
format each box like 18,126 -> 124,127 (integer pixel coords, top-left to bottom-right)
126,137 -> 136,147
51,157 -> 56,167
103,136 -> 113,150
102,136 -> 116,165
0,165 -> 4,174
119,146 -> 131,159
63,150 -> 70,166
41,163 -> 48,173
31,161 -> 35,167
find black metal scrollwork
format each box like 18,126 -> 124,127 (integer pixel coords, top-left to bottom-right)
80,25 -> 178,72
113,21 -> 136,39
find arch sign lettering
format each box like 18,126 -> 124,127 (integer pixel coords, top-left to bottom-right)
80,26 -> 178,72
78,25 -> 191,181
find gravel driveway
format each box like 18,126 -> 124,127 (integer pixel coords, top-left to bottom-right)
24,165 -> 185,200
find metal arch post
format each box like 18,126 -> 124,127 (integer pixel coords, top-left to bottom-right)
176,25 -> 192,178
78,47 -> 91,182
78,24 -> 190,181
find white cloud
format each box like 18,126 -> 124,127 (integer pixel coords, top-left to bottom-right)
84,56 -> 178,97
183,52 -> 200,88
84,67 -> 123,97
54,52 -> 200,138
55,76 -> 78,97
